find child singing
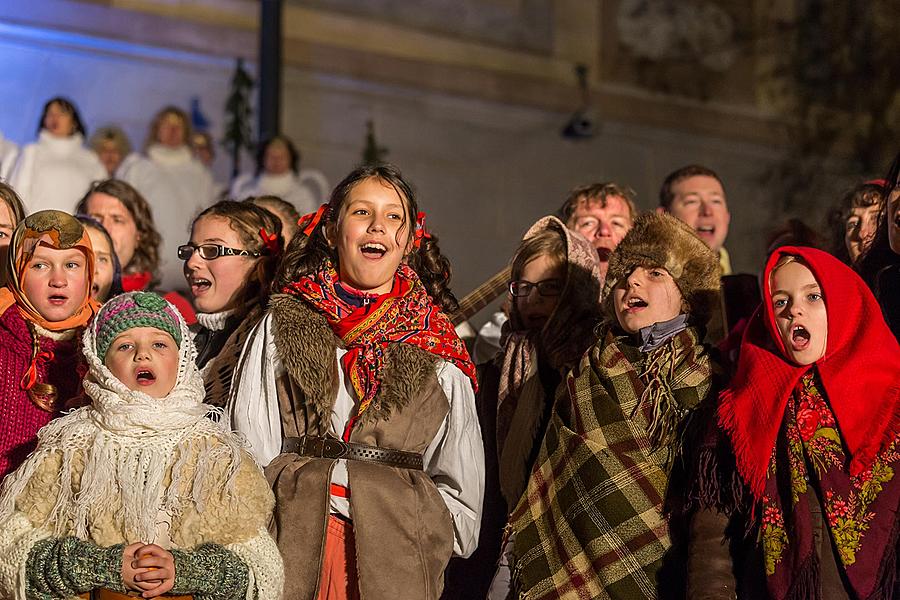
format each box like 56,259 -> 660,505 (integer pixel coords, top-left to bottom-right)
0,291 -> 283,600
231,163 -> 483,600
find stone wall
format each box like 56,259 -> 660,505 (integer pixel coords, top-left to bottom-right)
0,0 -> 829,323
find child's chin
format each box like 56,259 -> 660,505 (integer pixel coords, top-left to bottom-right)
39,307 -> 78,323
124,382 -> 173,398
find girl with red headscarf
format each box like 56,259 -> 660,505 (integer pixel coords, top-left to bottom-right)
705,246 -> 899,599
0,210 -> 100,478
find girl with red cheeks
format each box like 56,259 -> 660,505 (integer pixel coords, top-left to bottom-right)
0,210 -> 100,478
702,246 -> 900,599
230,163 -> 482,600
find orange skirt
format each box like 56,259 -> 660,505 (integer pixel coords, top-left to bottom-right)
317,515 -> 361,600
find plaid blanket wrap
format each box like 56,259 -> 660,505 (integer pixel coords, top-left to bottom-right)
509,326 -> 713,600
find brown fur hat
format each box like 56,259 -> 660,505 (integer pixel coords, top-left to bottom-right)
603,212 -> 721,325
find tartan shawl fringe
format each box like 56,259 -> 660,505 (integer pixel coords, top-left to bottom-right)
510,326 -> 713,600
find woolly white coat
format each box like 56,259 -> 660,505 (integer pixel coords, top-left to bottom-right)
9,131 -> 106,214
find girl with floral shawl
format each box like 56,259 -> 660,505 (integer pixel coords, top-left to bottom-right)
709,246 -> 900,600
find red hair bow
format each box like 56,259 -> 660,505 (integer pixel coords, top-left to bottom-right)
297,204 -> 330,238
259,228 -> 280,255
414,211 -> 432,249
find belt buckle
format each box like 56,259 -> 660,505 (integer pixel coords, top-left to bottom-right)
320,437 -> 347,459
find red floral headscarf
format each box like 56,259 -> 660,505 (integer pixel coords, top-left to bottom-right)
718,246 -> 900,499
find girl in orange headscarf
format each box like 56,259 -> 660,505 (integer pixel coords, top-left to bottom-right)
0,209 -> 99,477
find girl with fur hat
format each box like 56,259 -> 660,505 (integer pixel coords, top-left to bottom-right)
230,163 -> 483,600
696,247 -> 900,599
0,210 -> 101,478
0,291 -> 283,600
443,215 -> 603,599
490,213 -> 722,600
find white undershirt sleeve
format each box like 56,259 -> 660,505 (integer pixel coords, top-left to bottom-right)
228,313 -> 285,467
423,361 -> 485,558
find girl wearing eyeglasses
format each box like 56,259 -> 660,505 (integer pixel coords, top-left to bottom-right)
443,215 -> 603,599
182,200 -> 283,407
229,163 -> 481,600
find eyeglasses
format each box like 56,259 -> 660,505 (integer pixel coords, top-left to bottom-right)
509,279 -> 563,298
177,243 -> 264,261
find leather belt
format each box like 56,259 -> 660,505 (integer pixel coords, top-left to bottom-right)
282,435 -> 424,470
79,590 -> 192,599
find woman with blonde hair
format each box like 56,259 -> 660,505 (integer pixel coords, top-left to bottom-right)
141,106 -> 215,283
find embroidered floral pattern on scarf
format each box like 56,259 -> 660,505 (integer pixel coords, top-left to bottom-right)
283,261 -> 476,417
760,371 -> 900,599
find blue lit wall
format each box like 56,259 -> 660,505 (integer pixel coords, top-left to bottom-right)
0,21 -> 247,180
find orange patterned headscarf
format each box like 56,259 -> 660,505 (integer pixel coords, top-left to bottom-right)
0,210 -> 100,331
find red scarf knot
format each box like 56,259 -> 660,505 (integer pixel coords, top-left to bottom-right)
20,348 -> 55,392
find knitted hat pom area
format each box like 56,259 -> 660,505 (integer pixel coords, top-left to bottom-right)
94,291 -> 183,363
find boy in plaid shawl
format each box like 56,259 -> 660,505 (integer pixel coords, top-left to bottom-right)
490,213 -> 723,600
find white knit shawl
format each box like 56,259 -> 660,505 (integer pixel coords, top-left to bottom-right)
0,299 -> 245,544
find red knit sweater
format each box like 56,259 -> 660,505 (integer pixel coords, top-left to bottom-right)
0,305 -> 83,478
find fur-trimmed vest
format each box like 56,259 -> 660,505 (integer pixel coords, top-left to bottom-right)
264,294 -> 455,600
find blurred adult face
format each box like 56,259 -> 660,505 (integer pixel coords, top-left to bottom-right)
263,140 -> 292,176
0,202 -> 16,286
663,175 -> 731,253
43,102 -> 75,138
96,139 -> 124,176
566,195 -> 632,261
0,202 -> 15,249
156,113 -> 186,148
84,192 -> 140,270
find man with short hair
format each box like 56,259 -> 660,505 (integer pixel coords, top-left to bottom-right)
467,182 -> 637,364
559,181 -> 637,282
657,165 -> 733,274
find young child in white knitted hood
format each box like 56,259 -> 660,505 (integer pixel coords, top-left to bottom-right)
0,291 -> 283,600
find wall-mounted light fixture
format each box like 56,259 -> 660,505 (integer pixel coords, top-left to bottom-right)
561,63 -> 595,140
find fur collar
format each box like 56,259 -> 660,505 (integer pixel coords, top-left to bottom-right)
269,294 -> 437,425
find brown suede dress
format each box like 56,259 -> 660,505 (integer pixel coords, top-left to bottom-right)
264,294 -> 459,600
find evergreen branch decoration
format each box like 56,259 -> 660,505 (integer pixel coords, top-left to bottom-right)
362,120 -> 389,165
223,58 -> 255,179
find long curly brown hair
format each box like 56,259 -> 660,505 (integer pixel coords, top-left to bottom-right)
76,179 -> 161,278
275,163 -> 459,313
